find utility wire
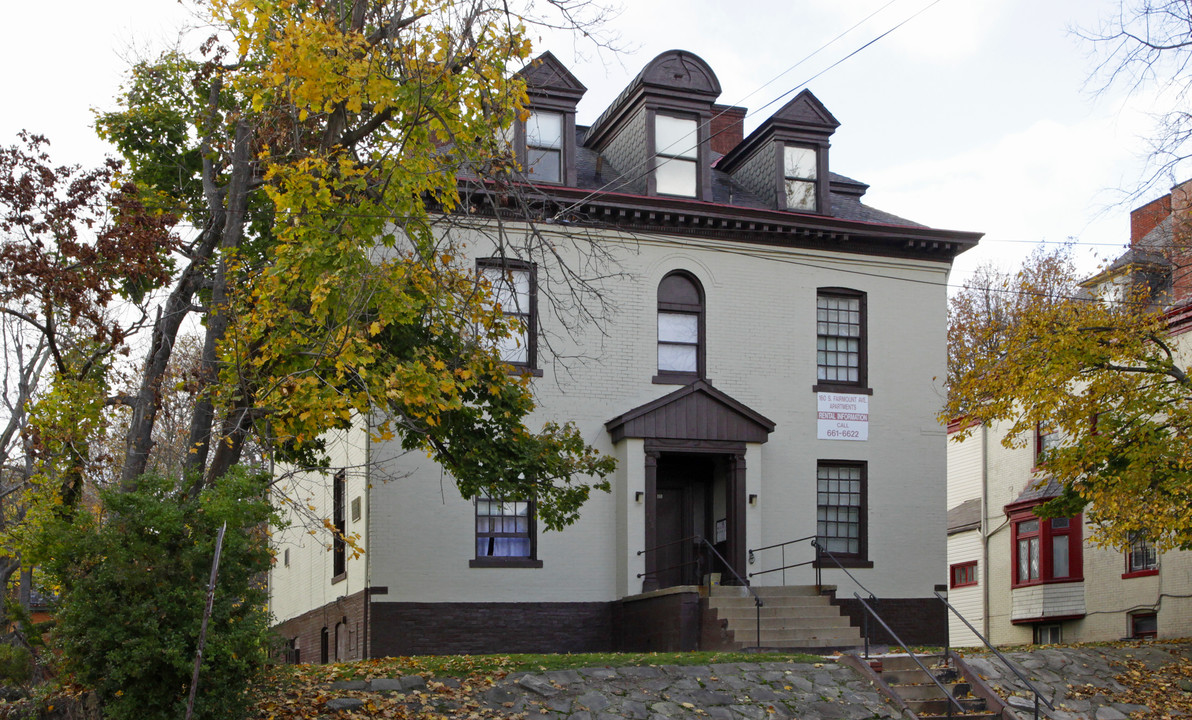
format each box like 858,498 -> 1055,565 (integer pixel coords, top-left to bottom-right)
549,0 -> 947,221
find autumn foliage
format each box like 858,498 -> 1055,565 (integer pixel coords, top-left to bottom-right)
944,245 -> 1192,550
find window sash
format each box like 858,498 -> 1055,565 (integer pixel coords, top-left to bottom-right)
816,464 -> 864,557
479,263 -> 534,367
816,294 -> 863,384
476,494 -> 534,559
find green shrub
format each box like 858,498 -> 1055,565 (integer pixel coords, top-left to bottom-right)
37,469 -> 277,720
0,644 -> 32,685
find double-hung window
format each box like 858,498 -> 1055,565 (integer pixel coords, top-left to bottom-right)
655,271 -> 704,382
816,289 -> 867,390
816,462 -> 866,563
1011,510 -> 1082,587
332,470 -> 346,580
1125,536 -> 1158,577
654,114 -> 699,197
478,259 -> 537,370
525,111 -> 563,183
472,493 -> 541,567
784,145 -> 818,211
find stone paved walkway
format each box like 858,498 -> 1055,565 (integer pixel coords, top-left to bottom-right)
964,643 -> 1186,719
323,660 -> 899,720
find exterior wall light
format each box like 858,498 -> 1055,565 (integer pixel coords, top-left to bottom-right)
635,492 -> 644,503
748,494 -> 758,506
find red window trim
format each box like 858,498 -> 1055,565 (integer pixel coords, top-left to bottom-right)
1122,569 -> 1159,580
950,561 -> 978,588
1008,504 -> 1083,588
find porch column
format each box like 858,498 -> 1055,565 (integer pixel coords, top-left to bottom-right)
728,453 -> 747,584
643,451 -> 659,592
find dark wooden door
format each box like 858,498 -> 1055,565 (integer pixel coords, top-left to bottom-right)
655,484 -> 686,588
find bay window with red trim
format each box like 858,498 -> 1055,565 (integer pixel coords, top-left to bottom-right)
1009,506 -> 1082,587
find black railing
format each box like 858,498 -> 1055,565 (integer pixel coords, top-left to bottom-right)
812,540 -> 879,655
637,535 -> 765,648
936,590 -> 1054,720
853,593 -> 968,718
747,534 -> 820,588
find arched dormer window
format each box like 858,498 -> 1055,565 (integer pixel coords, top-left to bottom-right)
655,271 -> 704,384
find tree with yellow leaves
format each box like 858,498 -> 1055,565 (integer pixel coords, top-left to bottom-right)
944,244 -> 1192,551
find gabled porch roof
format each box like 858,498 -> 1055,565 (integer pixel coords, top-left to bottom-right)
604,380 -> 775,444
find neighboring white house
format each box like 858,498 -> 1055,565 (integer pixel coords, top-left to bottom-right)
269,50 -> 981,661
946,182 -> 1192,647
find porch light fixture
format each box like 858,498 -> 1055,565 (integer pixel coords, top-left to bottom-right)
748,494 -> 758,506
635,492 -> 644,503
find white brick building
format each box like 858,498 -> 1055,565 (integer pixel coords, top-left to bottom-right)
270,50 -> 980,660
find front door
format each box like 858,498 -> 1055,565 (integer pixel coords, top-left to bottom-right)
653,455 -> 715,588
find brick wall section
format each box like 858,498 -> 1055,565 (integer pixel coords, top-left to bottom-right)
611,591 -> 701,651
370,602 -> 612,656
272,590 -> 367,664
1131,194 -> 1171,245
830,596 -> 947,646
710,105 -> 746,155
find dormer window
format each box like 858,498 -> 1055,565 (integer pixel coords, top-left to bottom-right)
525,111 -> 563,183
654,114 -> 699,197
784,145 -> 818,211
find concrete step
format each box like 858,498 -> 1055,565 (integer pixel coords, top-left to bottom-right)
713,605 -> 845,620
881,666 -> 958,686
888,682 -> 971,701
749,627 -> 862,644
711,585 -> 830,598
721,615 -> 855,631
879,654 -> 945,672
906,696 -> 988,715
708,595 -> 836,610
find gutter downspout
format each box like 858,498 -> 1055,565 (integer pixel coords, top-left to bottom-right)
363,416 -> 372,660
981,422 -> 991,640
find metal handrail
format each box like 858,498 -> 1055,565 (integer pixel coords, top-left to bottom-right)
747,534 -> 819,586
853,593 -> 968,717
695,535 -> 764,649
811,540 -> 877,600
636,534 -> 703,580
935,590 -> 1054,720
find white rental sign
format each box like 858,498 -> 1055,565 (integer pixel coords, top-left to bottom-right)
817,392 -> 869,441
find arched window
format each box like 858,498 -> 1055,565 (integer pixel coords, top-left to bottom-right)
656,271 -> 704,383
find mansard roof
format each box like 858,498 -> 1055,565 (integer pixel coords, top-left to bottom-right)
719,90 -> 840,174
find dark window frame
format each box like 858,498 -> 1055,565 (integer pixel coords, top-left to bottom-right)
470,493 -> 543,569
650,110 -> 704,199
1035,421 -> 1059,467
815,460 -> 871,568
332,470 -> 346,581
521,109 -> 565,184
950,560 -> 978,588
477,258 -> 540,375
782,143 -> 819,212
1010,508 -> 1083,588
813,288 -> 871,394
654,270 -> 706,385
1130,611 -> 1158,639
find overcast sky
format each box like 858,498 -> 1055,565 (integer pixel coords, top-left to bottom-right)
1,0 -> 1170,288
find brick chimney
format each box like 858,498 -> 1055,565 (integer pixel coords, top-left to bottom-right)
1170,180 -> 1192,305
1130,193 -> 1171,245
710,104 -> 746,156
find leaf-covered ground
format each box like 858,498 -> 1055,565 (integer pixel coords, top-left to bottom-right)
1065,641 -> 1192,719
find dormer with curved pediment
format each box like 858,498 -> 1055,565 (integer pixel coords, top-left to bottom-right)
583,50 -> 722,201
718,90 -> 839,216
514,52 -> 587,186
